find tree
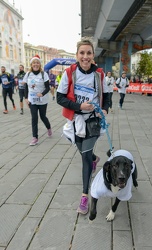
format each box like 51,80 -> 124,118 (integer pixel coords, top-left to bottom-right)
136,51 -> 152,78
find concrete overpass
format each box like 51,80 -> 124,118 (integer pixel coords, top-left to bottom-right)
81,0 -> 152,73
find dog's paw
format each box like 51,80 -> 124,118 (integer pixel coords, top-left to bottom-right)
106,210 -> 115,221
133,180 -> 138,188
89,213 -> 96,222
88,218 -> 93,224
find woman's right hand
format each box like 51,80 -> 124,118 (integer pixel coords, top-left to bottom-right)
25,99 -> 30,107
80,101 -> 94,112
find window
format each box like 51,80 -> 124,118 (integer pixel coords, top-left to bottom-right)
19,48 -> 21,62
17,20 -> 20,29
0,40 -> 2,57
10,45 -> 13,59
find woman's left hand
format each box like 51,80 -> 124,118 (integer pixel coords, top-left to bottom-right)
37,93 -> 43,97
96,112 -> 102,118
102,110 -> 107,116
96,110 -> 107,118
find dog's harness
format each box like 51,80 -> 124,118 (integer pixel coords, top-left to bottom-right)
90,102 -> 114,157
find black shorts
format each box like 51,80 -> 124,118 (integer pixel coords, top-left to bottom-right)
50,84 -> 55,88
19,88 -> 25,101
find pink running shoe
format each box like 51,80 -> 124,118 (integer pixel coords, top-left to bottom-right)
3,110 -> 8,114
29,137 -> 38,146
77,196 -> 89,215
48,128 -> 52,137
92,156 -> 100,174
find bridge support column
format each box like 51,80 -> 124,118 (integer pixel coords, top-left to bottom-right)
120,41 -> 132,74
96,57 -> 114,73
105,57 -> 113,73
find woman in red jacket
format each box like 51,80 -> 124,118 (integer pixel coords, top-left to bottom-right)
57,39 -> 109,215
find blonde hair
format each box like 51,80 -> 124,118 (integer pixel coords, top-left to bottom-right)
76,38 -> 94,53
29,64 -> 43,73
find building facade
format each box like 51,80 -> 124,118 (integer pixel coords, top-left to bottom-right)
0,0 -> 24,75
57,50 -> 76,73
24,43 -> 46,72
131,51 -> 141,76
24,44 -> 75,75
0,1 -> 77,77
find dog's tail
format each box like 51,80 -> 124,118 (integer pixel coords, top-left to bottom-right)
107,148 -> 114,157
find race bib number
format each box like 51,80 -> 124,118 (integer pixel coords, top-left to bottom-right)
74,84 -> 94,104
2,77 -> 8,85
19,79 -> 24,88
120,83 -> 125,87
30,93 -> 42,104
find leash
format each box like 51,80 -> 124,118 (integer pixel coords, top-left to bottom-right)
90,102 -> 114,157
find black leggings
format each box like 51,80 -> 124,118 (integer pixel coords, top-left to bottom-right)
75,134 -> 98,194
29,104 -> 51,138
2,88 -> 15,110
109,92 -> 113,108
119,93 -> 125,107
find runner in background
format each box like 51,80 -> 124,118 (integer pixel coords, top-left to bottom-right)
23,55 -> 52,146
105,71 -> 115,112
55,71 -> 62,89
116,71 -> 129,109
48,70 -> 56,100
17,65 -> 26,114
0,66 -> 16,114
14,76 -> 19,93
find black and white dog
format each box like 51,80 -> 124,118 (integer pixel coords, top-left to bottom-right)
89,149 -> 138,222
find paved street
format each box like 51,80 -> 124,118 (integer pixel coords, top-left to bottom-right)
0,90 -> 152,250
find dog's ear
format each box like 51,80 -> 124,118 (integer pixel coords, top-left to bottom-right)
127,159 -> 133,168
103,161 -> 111,172
103,161 -> 112,187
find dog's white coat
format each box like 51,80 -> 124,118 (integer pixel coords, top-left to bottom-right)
91,150 -> 135,201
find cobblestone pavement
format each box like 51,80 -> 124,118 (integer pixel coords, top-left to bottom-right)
0,90 -> 152,250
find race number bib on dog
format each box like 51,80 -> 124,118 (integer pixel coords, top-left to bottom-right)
74,84 -> 94,104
